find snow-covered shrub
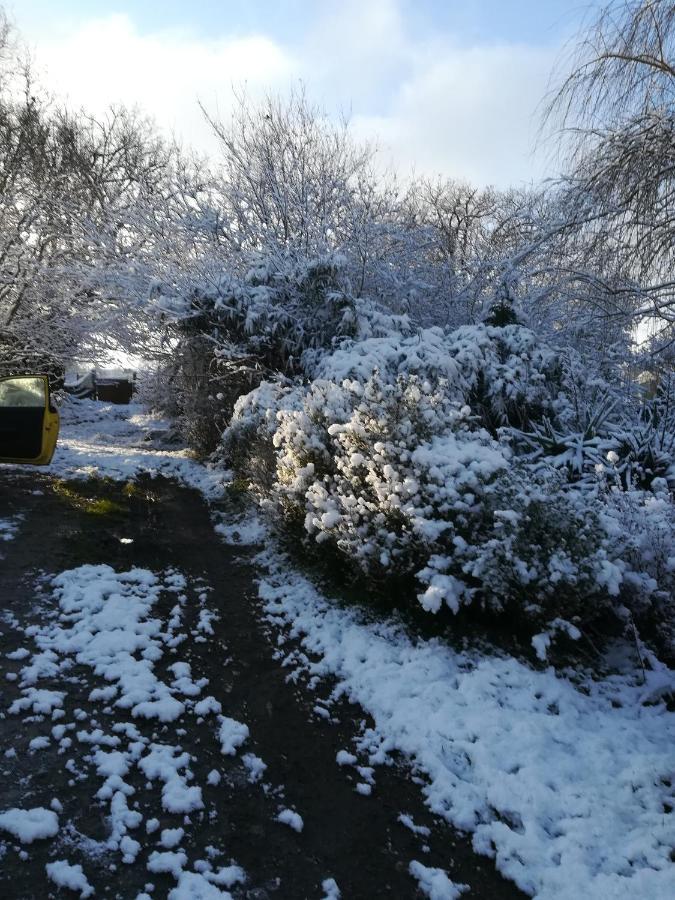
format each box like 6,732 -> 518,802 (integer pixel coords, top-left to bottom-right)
163,253 -> 412,452
220,379 -> 298,490
444,324 -> 561,433
315,323 -> 561,435
611,377 -> 675,491
509,352 -> 674,500
153,330 -> 249,456
210,251 -> 412,382
603,487 -> 675,655
208,253 -> 358,375
157,255 -> 348,452
516,400 -> 618,484
267,362 -> 634,640
221,313 -> 674,654
512,348 -> 624,483
273,371 -> 508,594
455,468 -> 622,627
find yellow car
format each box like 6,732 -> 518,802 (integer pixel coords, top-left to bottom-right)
0,374 -> 60,465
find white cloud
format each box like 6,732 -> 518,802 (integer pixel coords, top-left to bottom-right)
350,43 -> 556,186
20,6 -> 559,186
30,14 -> 297,156
301,0 -> 415,108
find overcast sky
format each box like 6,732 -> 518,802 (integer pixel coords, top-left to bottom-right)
8,1 -> 600,188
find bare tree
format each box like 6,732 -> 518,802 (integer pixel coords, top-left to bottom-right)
202,87 -> 375,260
0,47 -> 176,363
545,1 -> 675,350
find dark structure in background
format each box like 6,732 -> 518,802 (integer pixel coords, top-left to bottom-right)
95,374 -> 134,404
65,369 -> 136,404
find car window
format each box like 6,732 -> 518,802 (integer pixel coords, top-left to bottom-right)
0,376 -> 47,408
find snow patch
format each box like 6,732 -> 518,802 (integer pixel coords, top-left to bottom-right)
276,809 -> 304,833
321,877 -> 341,899
0,516 -> 21,542
45,860 -> 94,898
147,849 -> 188,878
217,716 -> 249,756
160,827 -> 185,849
409,861 -> 468,900
0,807 -> 59,843
241,753 -> 267,784
398,813 -> 430,837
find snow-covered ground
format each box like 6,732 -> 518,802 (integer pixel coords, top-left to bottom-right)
253,545 -> 675,899
3,562 -> 253,897
2,399 -> 674,898
47,398 -> 230,499
1,401 -> 257,897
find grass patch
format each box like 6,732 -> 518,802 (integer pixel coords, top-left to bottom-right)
52,479 -> 127,516
122,480 -> 141,498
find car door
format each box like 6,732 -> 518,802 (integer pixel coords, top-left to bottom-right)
0,375 -> 60,465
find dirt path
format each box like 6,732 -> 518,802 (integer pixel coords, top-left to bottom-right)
0,470 -> 524,899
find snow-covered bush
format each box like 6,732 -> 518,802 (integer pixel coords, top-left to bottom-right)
222,312 -> 675,655
229,320 -> 556,511
208,253 -> 358,375
455,468 -> 622,627
273,371 -> 508,592
315,323 -> 561,436
611,377 -> 675,491
511,348 -> 624,483
603,487 -> 675,654
0,331 -> 65,390
160,253 -> 413,452
270,368 -> 627,634
234,326 -> 614,628
220,380 -> 298,490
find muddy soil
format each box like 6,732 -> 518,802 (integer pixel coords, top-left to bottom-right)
0,472 -> 525,899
